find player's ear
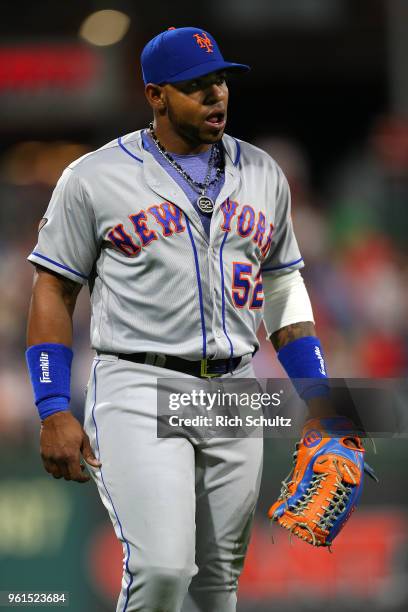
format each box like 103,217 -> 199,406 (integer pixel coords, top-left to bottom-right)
145,83 -> 167,113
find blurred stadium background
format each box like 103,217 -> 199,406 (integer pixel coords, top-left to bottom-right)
1,0 -> 408,610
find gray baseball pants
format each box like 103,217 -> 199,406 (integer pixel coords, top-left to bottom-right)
84,354 -> 263,612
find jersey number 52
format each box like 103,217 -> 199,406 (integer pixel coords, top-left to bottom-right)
232,262 -> 264,309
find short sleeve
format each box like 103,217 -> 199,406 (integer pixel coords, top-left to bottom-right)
261,169 -> 304,276
28,168 -> 98,285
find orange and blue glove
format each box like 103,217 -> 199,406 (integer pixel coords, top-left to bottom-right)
268,417 -> 378,548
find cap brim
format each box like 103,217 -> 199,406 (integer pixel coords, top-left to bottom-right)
164,60 -> 250,84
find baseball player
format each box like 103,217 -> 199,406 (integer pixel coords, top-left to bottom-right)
26,26 -> 345,611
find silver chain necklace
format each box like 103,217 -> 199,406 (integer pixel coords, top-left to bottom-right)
148,122 -> 223,214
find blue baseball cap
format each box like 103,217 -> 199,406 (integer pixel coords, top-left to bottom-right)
141,26 -> 250,85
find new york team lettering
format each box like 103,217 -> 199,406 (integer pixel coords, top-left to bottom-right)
220,199 -> 273,257
108,203 -> 186,256
107,200 -> 274,258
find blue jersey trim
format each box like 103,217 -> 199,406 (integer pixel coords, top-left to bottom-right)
219,227 -> 234,359
91,361 -> 133,611
31,251 -> 88,280
118,136 -> 144,164
185,217 -> 207,359
233,138 -> 241,167
262,257 -> 304,272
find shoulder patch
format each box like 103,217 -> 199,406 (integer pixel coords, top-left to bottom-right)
38,218 -> 48,232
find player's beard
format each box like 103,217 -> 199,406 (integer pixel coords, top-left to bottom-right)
167,103 -> 226,148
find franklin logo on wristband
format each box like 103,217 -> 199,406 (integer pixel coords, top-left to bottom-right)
277,336 -> 330,401
26,343 -> 73,420
39,352 -> 52,383
314,345 -> 327,376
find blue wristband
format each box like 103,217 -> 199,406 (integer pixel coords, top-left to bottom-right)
25,343 -> 73,420
277,336 -> 329,401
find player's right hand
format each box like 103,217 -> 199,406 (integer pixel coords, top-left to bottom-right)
40,411 -> 102,483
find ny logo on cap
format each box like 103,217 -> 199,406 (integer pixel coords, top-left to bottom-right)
193,32 -> 213,53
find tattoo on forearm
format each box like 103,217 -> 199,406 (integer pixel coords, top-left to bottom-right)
271,321 -> 316,351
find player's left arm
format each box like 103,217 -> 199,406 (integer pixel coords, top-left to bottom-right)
260,163 -> 377,547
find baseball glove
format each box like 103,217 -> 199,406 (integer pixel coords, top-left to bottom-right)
268,417 -> 378,548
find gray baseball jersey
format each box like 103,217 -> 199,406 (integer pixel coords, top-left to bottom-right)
28,130 -> 303,360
